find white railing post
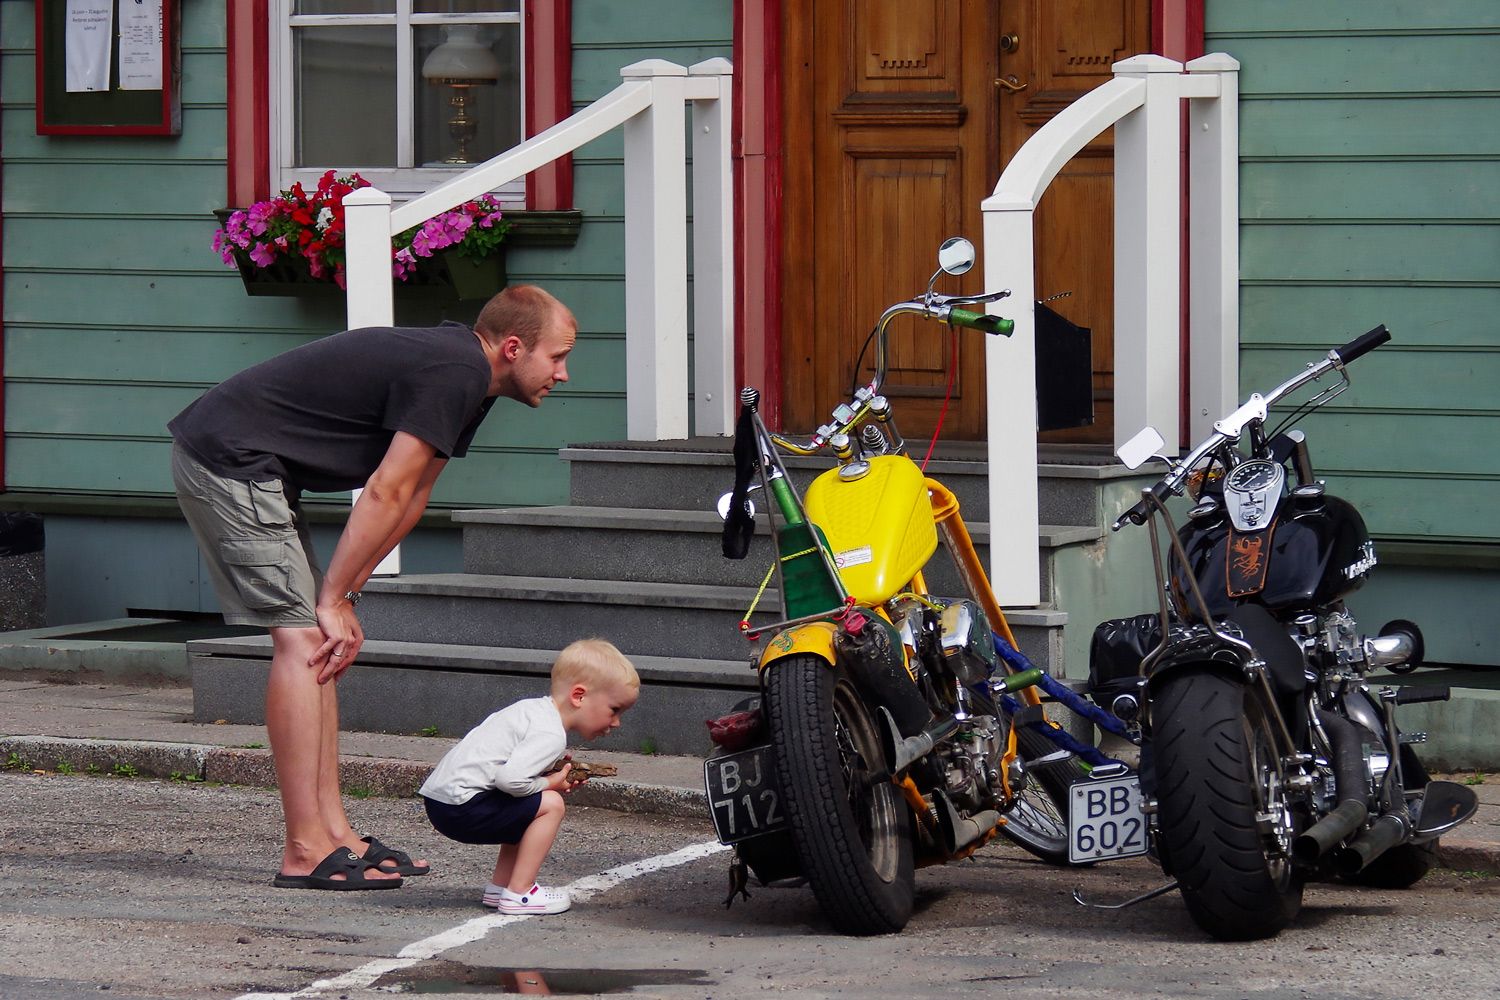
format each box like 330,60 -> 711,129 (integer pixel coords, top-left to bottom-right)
342,187 -> 396,330
1112,54 -> 1184,455
338,187 -> 401,574
982,204 -> 1042,607
1187,53 -> 1241,443
622,59 -> 690,440
688,57 -> 736,438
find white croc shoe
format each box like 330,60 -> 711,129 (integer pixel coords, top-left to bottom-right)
490,883 -> 571,915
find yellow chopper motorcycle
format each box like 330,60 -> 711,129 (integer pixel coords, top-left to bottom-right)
706,239 -> 1141,935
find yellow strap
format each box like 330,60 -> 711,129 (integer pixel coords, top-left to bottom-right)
740,561 -> 778,627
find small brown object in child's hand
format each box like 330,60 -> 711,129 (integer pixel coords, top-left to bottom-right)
543,758 -> 618,782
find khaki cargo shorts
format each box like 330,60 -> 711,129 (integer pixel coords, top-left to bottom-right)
171,442 -> 321,628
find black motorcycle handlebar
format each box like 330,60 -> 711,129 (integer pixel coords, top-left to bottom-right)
1333,325 -> 1390,365
1113,480 -> 1174,531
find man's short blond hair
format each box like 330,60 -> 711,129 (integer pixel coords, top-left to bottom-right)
550,638 -> 640,696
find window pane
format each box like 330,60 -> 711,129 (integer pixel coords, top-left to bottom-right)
294,26 -> 398,167
415,22 -> 521,166
414,0 -> 520,13
294,1 -> 397,13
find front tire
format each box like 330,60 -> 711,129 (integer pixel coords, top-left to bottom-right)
1153,670 -> 1304,940
765,655 -> 915,935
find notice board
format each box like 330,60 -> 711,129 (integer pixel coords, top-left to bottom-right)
35,0 -> 181,135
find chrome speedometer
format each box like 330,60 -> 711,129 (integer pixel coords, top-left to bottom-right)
1222,459 -> 1285,531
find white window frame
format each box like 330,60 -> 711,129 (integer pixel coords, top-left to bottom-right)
268,0 -> 527,203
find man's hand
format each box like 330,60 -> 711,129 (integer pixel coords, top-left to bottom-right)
310,598 -> 363,683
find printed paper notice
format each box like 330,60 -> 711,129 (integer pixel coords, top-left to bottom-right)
65,0 -> 113,92
119,0 -> 165,91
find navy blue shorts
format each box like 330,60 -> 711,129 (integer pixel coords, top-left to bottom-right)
424,789 -> 543,846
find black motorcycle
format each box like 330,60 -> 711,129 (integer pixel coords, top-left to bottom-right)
1089,325 -> 1478,940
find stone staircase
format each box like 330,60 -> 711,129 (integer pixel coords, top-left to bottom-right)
189,440 -> 1149,755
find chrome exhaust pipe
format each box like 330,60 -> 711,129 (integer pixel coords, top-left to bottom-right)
878,707 -> 959,774
1292,799 -> 1368,866
1335,813 -> 1410,875
934,790 -> 1001,855
1292,709 -> 1372,865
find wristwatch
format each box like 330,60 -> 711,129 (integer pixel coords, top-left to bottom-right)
343,590 -> 362,606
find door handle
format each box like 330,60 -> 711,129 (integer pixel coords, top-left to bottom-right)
995,75 -> 1028,93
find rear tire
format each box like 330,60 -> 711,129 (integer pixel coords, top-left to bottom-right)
1153,670 -> 1304,940
764,655 -> 915,935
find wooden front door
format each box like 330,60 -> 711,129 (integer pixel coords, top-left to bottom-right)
782,0 -> 1150,443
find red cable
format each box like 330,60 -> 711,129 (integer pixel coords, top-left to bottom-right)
920,326 -> 959,472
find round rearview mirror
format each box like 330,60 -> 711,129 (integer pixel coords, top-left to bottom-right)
937,237 -> 975,275
716,491 -> 756,521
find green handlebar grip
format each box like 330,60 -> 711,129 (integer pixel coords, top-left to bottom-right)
949,308 -> 1014,337
768,476 -> 804,526
999,667 -> 1043,692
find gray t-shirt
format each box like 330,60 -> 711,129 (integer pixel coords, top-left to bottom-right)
169,322 -> 495,494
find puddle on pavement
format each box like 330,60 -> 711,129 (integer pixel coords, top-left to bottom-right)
371,961 -> 712,995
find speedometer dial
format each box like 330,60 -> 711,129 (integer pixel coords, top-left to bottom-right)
1225,460 -> 1279,493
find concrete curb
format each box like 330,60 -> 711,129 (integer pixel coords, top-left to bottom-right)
4,733 -> 1493,872
0,734 -> 711,822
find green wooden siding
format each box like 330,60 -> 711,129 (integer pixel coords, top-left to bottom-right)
1207,1 -> 1500,545
1,0 -> 732,513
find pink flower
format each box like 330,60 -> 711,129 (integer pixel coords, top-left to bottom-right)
249,242 -> 277,267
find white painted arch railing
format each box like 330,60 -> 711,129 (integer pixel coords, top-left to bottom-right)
342,57 -> 736,442
982,53 -> 1241,606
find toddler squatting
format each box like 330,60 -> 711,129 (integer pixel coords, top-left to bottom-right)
419,638 -> 640,913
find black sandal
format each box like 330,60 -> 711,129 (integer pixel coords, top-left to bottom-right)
361,834 -> 432,876
273,847 -> 404,890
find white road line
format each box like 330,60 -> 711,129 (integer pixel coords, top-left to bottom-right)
235,839 -> 730,1000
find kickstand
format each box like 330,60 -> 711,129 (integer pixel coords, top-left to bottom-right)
1072,880 -> 1179,910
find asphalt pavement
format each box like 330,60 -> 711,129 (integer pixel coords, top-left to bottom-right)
3,670 -> 1499,874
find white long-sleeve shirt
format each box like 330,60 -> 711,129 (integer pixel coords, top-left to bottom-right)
418,696 -> 567,805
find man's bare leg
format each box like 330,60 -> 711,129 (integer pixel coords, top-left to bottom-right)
266,625 -> 397,880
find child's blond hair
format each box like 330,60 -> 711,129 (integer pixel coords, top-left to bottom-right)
550,638 -> 640,697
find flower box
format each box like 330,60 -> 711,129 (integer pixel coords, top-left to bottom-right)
234,246 -> 506,301
215,171 -> 510,301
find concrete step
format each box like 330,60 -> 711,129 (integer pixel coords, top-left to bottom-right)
452,505 -> 1102,601
187,636 -> 755,757
359,572 -> 769,661
561,440 -> 1140,529
357,572 -> 1069,674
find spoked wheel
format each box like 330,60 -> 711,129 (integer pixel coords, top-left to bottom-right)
764,655 -> 914,935
1153,670 -> 1304,941
997,718 -> 1088,865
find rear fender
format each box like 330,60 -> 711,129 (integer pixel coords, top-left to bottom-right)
757,622 -> 839,673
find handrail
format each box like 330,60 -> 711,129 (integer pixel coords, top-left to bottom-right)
983,76 -> 1145,211
344,57 -> 735,576
978,53 -> 1240,608
344,57 -> 735,449
390,78 -> 654,234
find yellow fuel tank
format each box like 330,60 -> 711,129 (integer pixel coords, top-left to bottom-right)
804,455 -> 937,605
